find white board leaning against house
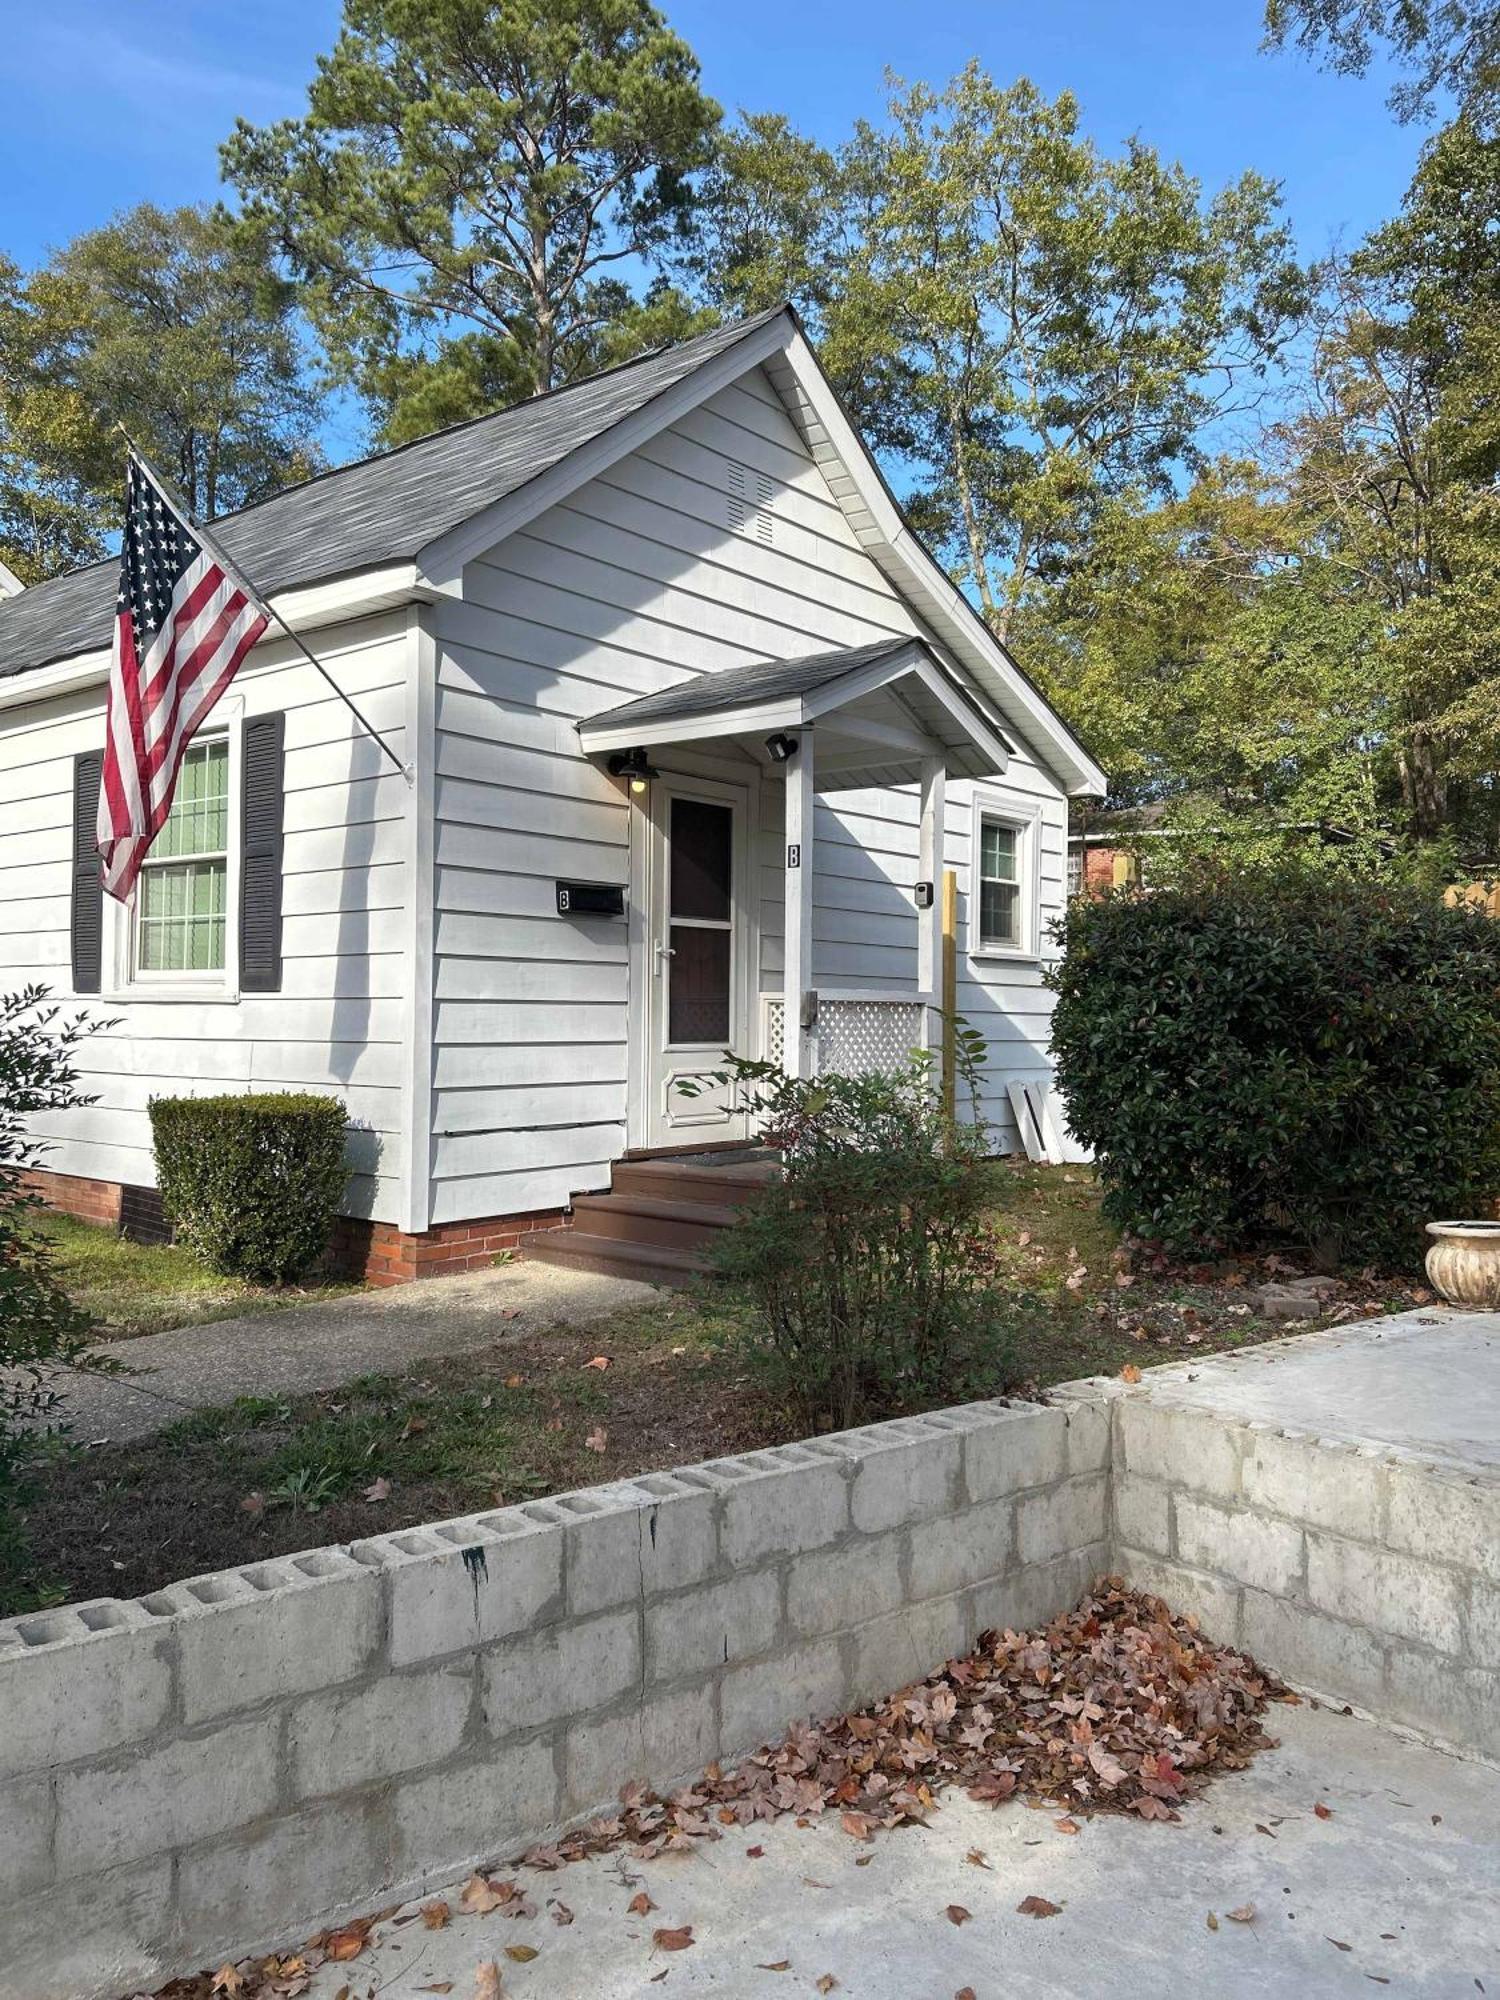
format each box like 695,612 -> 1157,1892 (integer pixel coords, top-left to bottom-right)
0,305 -> 1106,1282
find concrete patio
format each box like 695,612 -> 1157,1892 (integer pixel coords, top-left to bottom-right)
294,1697 -> 1498,1998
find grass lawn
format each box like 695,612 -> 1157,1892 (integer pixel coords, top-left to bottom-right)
36,1213 -> 361,1340
7,1165 -> 1430,1613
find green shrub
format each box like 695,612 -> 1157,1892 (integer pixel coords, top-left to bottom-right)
150,1092 -> 349,1282
706,1034 -> 1018,1433
1049,872 -> 1500,1266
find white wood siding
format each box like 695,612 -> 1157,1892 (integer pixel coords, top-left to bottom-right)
0,613 -> 412,1222
429,365 -> 1068,1220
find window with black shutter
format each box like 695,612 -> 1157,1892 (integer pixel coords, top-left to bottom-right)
239,711 -> 285,992
70,750 -> 104,993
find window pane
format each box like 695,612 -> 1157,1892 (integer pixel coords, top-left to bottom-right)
154,740 -> 229,860
669,923 -> 731,1044
138,860 -> 227,972
670,798 -> 732,922
979,879 -> 1019,947
980,819 -> 1017,882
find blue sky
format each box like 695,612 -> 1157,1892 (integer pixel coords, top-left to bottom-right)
1,0 -> 1430,463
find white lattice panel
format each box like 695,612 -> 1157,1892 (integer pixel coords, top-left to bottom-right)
819,998 -> 926,1075
763,996 -> 785,1065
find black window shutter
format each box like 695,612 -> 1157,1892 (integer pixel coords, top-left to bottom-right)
239,712 -> 285,993
70,751 -> 104,994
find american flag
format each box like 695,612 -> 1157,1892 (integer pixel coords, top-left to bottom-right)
97,454 -> 268,901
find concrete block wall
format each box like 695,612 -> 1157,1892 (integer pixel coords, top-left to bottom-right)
1110,1389 -> 1500,1769
0,1397 -> 1110,2000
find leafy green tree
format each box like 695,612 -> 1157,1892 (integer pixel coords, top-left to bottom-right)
0,206 -> 320,580
1263,0 -> 1500,120
224,0 -> 721,435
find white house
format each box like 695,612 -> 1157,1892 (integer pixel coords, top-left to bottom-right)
0,306 -> 1104,1282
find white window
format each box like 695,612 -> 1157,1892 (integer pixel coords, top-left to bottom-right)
1067,844 -> 1084,898
970,791 -> 1042,959
134,737 -> 231,976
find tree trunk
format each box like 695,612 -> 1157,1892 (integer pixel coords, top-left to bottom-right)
945,391 -> 999,627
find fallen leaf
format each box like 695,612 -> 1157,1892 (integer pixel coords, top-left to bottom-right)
816,1980 -> 839,1995
238,1492 -> 266,1518
421,1900 -> 452,1930
946,1904 -> 972,1926
1054,1816 -> 1080,1835
504,1374 -> 525,1388
956,1990 -> 977,2000
1120,1364 -> 1143,1384
757,1962 -> 792,1973
1313,1802 -> 1334,1820
504,1945 -> 539,1963
473,1966 -> 502,2000
1017,1896 -> 1062,1918
746,1845 -> 764,1858
584,1425 -> 608,1453
1327,1938 -> 1353,1952
417,1986 -> 454,1995
841,1811 -> 874,1840
1207,1912 -> 1219,1931
461,1874 -> 508,1915
551,1901 -> 574,1926
362,1475 -> 392,1503
211,1969 -> 245,1996
326,1929 -> 368,1962
627,1892 -> 657,1916
965,1848 -> 991,1869
583,1355 -> 611,1370
653,1925 -> 695,1951
1227,1904 -> 1256,1924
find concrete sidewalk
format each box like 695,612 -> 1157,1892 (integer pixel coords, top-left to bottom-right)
293,1698 -> 1499,1999
33,1259 -> 660,1444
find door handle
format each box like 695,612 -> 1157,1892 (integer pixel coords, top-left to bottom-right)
653,940 -> 676,974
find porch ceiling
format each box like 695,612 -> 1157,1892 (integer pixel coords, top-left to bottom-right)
576,637 -> 1013,792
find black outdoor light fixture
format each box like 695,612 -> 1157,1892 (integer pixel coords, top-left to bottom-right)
607,746 -> 657,794
765,731 -> 800,764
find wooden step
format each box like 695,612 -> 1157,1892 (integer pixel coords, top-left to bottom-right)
609,1157 -> 779,1208
569,1192 -> 741,1251
516,1227 -> 710,1287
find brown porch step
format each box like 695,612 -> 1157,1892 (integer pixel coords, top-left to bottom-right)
515,1228 -> 712,1287
609,1157 -> 780,1208
569,1192 -> 741,1251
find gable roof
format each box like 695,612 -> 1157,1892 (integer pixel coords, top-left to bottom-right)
0,308 -> 787,681
582,637 -> 918,729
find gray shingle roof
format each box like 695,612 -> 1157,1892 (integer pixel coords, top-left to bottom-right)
583,637 -> 918,731
0,307 -> 789,679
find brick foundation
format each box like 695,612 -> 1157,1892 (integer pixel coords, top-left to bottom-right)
21,1167 -> 568,1287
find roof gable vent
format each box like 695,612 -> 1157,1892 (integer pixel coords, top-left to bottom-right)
727,460 -> 774,545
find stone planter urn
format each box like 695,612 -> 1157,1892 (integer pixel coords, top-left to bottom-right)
1424,1220 -> 1500,1308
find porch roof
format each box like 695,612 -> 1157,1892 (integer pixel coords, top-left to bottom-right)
576,637 -> 1013,791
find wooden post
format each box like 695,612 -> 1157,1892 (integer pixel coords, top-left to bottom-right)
783,729 -> 816,1077
941,867 -> 957,1121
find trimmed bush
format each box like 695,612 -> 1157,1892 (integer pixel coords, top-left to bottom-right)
150,1092 -> 349,1282
1049,873 -> 1500,1267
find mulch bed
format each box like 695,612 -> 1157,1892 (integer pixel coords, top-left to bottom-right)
144,1580 -> 1292,1998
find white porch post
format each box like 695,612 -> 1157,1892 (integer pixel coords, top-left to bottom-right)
917,755 -> 946,1036
783,728 -> 816,1077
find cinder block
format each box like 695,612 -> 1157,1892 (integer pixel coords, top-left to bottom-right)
1113,1476 -> 1171,1558
647,1569 -> 780,1682
176,1795 -> 386,1961
372,1516 -> 564,1669
786,1534 -> 906,1639
1242,1431 -> 1383,1541
1383,1646 -> 1500,1760
844,1424 -> 962,1533
0,1854 -> 172,2000
845,1592 -> 971,1705
482,1608 -> 640,1736
562,1681 -> 719,1815
1119,1400 -> 1242,1499
389,1736 -> 560,1882
720,1639 -> 846,1759
0,1604 -> 172,1779
290,1660 -> 473,1799
906,1498 -> 1013,1601
1016,1475 -> 1108,1566
1239,1587 -> 1386,1711
564,1478 -> 720,1616
0,1770 -> 52,1896
1118,1554 -> 1238,1644
1173,1496 -> 1303,1596
1305,1535 -> 1463,1655
719,1453 -> 849,1565
1057,1394 -> 1114,1477
1385,1465 -> 1500,1583
1465,1579 -> 1500,1663
970,1547 -> 1100,1639
55,1712 -> 280,1875
963,1407 -> 1067,1502
164,1556 -> 382,1724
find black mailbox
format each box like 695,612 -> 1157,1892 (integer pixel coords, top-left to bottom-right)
556,880 -> 625,918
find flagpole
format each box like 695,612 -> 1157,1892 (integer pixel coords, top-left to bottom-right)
114,428 -> 413,784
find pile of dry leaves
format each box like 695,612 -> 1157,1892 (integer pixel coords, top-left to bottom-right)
145,1581 -> 1291,2000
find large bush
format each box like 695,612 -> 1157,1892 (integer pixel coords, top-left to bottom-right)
709,1035 -> 1018,1433
1050,873 -> 1500,1266
1,986 -> 108,1604
150,1092 -> 349,1282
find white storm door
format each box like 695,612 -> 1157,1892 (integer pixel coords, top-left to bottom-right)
643,777 -> 752,1148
